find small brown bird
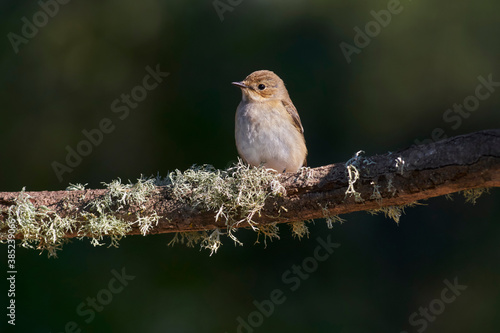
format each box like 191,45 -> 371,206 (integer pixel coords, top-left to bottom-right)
232,70 -> 307,173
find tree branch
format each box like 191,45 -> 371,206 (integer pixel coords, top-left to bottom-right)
1,129 -> 499,254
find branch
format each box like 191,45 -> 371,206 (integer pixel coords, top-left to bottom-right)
1,129 -> 499,255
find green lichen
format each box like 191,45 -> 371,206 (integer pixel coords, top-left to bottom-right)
87,177 -> 156,214
136,212 -> 160,236
462,188 -> 489,205
167,159 -> 285,250
370,181 -> 383,203
9,155 -> 463,257
290,220 -> 311,240
345,150 -> 371,203
168,231 -> 205,248
1,188 -> 76,257
395,156 -> 405,175
368,202 -> 423,224
168,228 -> 225,256
255,222 -> 280,248
2,177 -> 159,257
319,203 -> 345,229
81,214 -> 131,248
66,183 -> 87,191
445,188 -> 489,204
200,228 -> 224,255
325,215 -> 345,229
345,164 -> 363,202
1,159 -> 291,257
168,229 -> 224,256
168,229 -> 223,256
386,176 -> 397,196
77,176 -> 158,248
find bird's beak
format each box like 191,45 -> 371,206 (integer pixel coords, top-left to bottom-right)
231,81 -> 248,89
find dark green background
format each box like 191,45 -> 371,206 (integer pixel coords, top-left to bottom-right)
1,0 -> 499,332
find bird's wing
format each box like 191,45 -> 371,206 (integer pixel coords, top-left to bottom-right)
281,99 -> 304,134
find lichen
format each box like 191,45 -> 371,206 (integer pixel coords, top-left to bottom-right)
2,177 -> 158,257
395,156 -> 405,175
369,206 -> 404,224
66,183 -> 87,191
290,220 -> 310,240
1,159 -> 291,257
370,181 -> 382,203
76,176 -> 158,249
136,212 -> 160,236
386,176 -> 397,196
319,203 -> 345,229
297,166 -> 313,180
345,150 -> 369,203
345,164 -> 363,202
200,228 -> 224,256
1,188 -> 76,257
87,177 -> 156,214
169,229 -> 223,256
167,159 -> 285,250
462,188 -> 489,205
368,202 -> 423,224
80,214 -> 131,248
444,193 -> 454,201
7,156 -> 456,257
167,231 -> 204,248
255,222 -> 280,247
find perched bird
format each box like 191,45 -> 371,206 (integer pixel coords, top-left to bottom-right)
232,70 -> 307,173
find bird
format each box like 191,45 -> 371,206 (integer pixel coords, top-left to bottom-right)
232,70 -> 307,173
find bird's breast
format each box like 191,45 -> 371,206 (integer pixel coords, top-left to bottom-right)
235,101 -> 306,172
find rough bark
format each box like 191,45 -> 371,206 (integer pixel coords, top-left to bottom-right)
1,129 -> 499,240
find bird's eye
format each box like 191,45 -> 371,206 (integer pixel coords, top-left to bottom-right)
258,84 -> 266,90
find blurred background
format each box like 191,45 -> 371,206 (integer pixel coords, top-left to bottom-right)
1,0 -> 499,332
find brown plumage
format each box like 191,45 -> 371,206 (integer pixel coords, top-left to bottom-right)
232,70 -> 307,172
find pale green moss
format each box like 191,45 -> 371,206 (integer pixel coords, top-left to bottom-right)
80,214 -> 131,248
136,212 -> 160,236
2,177 -> 158,257
368,202 -> 423,224
325,215 -> 346,229
462,188 -> 489,205
290,220 -> 310,240
345,164 -> 363,202
386,176 -> 396,196
7,155 -> 465,257
168,231 -> 205,248
88,177 -> 156,214
319,203 -> 345,229
297,166 -> 313,180
255,222 -> 280,247
1,160 -> 288,257
2,188 -> 76,257
395,156 -> 405,175
200,228 -> 224,256
345,150 -> 371,203
66,183 -> 87,191
369,206 -> 404,224
370,181 -> 382,203
167,159 -> 285,250
168,229 -> 223,255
